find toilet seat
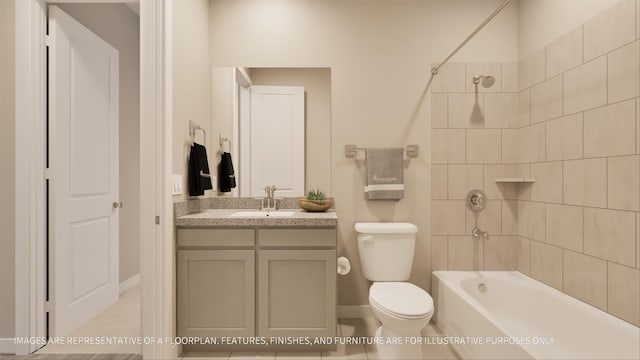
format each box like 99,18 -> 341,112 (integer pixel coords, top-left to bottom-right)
369,282 -> 434,320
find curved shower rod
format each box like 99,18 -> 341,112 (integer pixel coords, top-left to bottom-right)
431,0 -> 512,76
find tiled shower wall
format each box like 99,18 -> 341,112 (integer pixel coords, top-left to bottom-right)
431,0 -> 640,326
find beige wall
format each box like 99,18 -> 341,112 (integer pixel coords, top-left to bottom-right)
432,0 -> 640,326
173,0 -> 211,201
210,0 -> 519,305
248,68 -> 332,194
518,0 -> 621,58
0,0 -> 15,343
56,4 -> 141,283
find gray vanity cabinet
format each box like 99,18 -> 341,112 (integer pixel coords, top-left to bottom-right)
177,229 -> 256,338
177,227 -> 337,350
257,229 -> 337,340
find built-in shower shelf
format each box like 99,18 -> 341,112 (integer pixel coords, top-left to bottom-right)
494,178 -> 536,183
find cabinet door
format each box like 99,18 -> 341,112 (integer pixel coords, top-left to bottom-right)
177,250 -> 255,338
258,250 -> 336,339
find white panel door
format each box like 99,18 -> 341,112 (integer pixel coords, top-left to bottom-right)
250,86 -> 305,197
49,6 -> 119,336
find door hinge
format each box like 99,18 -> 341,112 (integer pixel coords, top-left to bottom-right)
155,216 -> 160,225
44,35 -> 52,47
44,168 -> 52,179
44,301 -> 52,313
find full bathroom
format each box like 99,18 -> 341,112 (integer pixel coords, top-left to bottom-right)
169,0 -> 640,359
1,0 -> 639,359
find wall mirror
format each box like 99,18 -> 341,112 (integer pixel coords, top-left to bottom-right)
211,67 -> 332,198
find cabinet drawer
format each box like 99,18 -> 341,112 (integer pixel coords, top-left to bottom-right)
258,229 -> 336,248
177,228 -> 255,247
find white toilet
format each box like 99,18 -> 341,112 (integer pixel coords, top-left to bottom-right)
355,222 -> 434,359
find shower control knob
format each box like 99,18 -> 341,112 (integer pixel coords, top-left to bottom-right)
465,189 -> 487,211
112,202 -> 123,209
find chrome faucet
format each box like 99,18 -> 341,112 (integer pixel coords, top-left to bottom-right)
261,185 -> 278,211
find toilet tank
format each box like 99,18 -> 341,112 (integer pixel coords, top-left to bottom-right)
355,223 -> 418,281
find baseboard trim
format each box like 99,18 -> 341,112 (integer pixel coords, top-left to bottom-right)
0,338 -> 15,355
337,305 -> 374,318
119,273 -> 141,294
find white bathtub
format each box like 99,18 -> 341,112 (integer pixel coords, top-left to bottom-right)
432,271 -> 640,359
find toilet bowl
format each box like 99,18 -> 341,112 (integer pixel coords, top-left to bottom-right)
355,223 -> 434,359
369,282 -> 433,336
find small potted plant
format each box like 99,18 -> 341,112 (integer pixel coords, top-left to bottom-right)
299,188 -> 333,212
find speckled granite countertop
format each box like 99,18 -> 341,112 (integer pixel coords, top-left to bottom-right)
175,209 -> 338,228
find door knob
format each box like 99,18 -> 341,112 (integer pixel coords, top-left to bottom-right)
112,202 -> 123,209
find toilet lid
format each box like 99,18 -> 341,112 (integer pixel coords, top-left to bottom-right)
370,282 -> 434,317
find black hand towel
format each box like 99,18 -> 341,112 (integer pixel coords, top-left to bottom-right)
188,143 -> 213,196
218,152 -> 236,193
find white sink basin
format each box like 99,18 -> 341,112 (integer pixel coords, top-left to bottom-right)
229,211 -> 295,218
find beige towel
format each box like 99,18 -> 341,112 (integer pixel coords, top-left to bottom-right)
364,148 -> 404,200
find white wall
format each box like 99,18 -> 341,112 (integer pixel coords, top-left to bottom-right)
173,0 -> 211,201
518,0 -> 621,58
209,0 -> 519,305
55,3 -> 141,284
0,0 -> 16,347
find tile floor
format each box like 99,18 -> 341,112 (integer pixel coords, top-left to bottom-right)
181,317 -> 458,360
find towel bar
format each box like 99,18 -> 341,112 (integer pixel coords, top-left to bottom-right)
344,144 -> 419,158
189,120 -> 206,145
219,134 -> 232,151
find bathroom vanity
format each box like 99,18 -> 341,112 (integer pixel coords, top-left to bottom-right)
175,209 -> 338,352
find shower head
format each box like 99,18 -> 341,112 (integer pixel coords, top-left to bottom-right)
472,75 -> 495,88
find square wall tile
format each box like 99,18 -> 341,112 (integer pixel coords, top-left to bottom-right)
502,200 -> 518,235
515,89 -> 531,128
448,164 -> 483,199
431,62 -> 466,92
545,113 -> 583,161
517,236 -> 531,274
608,155 -> 640,211
467,129 -> 502,164
563,56 -> 607,115
484,236 -> 519,270
431,93 -> 448,128
608,262 -> 640,326
431,236 -> 448,271
584,0 -> 637,61
546,25 -> 583,78
546,204 -> 583,252
531,75 -> 563,123
466,63 -> 502,93
432,200 -> 466,235
502,62 -> 518,93
432,164 -> 448,200
531,162 -> 563,203
448,93 -> 483,128
519,124 -> 546,163
501,129 -> 520,164
584,99 -> 636,158
517,201 -> 546,242
484,164 -> 530,200
466,200 -> 502,236
563,251 -> 607,311
608,40 -> 640,103
530,241 -> 563,290
448,236 -> 483,271
484,93 -> 517,129
584,208 -> 637,267
432,129 -> 466,164
563,158 -> 607,208
519,48 -> 546,90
